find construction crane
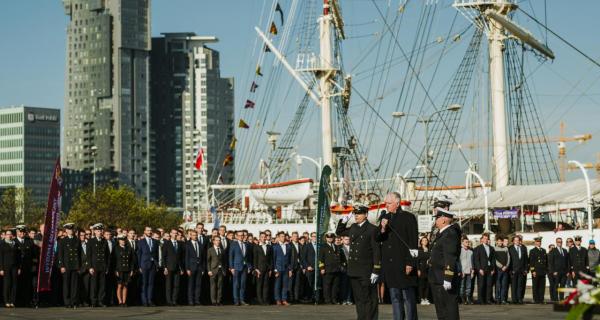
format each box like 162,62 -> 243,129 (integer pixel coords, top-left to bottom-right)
567,153 -> 600,180
456,121 -> 592,181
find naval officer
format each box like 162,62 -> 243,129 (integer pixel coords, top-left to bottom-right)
336,205 -> 381,320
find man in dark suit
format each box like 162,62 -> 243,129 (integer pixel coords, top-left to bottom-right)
508,235 -> 528,304
253,232 -> 272,305
125,229 -> 139,306
301,232 -> 318,303
319,232 -> 342,304
569,235 -> 589,282
548,237 -> 569,302
229,230 -> 251,306
336,205 -> 382,320
428,206 -> 461,320
0,229 -> 21,308
289,232 -> 303,303
58,223 -> 81,308
272,231 -> 292,305
103,229 -> 117,306
473,233 -> 495,304
78,230 -> 91,307
207,236 -> 227,305
162,229 -> 184,306
137,226 -> 159,307
87,223 -> 109,307
185,229 -> 205,305
529,236 -> 548,304
377,192 -> 419,320
14,225 -> 35,307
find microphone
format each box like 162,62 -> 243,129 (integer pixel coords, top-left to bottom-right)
378,210 -> 389,222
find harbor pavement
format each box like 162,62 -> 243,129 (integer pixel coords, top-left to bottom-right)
0,304 -> 567,320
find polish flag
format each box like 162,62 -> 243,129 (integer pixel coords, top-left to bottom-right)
194,147 -> 204,170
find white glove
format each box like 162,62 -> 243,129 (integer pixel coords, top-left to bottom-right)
443,280 -> 452,291
341,213 -> 354,224
370,273 -> 379,284
409,249 -> 418,258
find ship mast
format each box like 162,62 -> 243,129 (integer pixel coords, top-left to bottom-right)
318,0 -> 336,171
454,0 -> 554,189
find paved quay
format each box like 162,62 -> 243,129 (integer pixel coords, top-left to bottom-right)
0,304 -> 569,320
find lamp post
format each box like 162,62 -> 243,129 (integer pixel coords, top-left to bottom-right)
91,145 -> 98,195
465,168 -> 489,232
568,160 -> 594,239
392,104 -> 462,215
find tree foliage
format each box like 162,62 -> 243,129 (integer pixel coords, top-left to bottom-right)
0,187 -> 45,228
67,185 -> 181,232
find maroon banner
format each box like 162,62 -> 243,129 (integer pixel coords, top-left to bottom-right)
37,158 -> 63,292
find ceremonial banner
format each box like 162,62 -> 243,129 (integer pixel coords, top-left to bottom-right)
37,158 -> 63,292
315,165 -> 332,295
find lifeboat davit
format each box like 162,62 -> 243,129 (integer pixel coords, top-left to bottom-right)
249,178 -> 314,206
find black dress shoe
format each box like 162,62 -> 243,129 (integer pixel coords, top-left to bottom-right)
149,303 -> 156,307
98,303 -> 107,308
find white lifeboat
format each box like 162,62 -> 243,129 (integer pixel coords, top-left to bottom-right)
249,178 -> 314,206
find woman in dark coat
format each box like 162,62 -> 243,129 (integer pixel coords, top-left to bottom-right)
0,229 -> 21,308
114,236 -> 134,307
417,236 -> 431,305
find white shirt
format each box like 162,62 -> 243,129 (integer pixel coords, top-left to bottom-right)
279,242 -> 286,255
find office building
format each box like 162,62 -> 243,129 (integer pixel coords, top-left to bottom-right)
0,106 -> 60,205
62,0 -> 151,200
150,33 -> 234,216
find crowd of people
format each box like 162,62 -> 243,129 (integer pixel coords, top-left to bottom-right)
0,192 -> 597,320
0,221 -> 361,309
451,233 -> 599,305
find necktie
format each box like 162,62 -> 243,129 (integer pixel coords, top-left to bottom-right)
194,241 -> 198,256
199,236 -> 203,246
173,241 -> 177,251
517,246 -> 521,259
147,238 -> 152,250
217,248 -> 220,256
240,242 -> 245,256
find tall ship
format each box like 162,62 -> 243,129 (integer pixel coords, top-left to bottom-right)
192,0 -> 598,248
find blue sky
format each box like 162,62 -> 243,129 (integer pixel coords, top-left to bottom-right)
1,0 -> 599,184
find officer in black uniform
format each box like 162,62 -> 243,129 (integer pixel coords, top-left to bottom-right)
15,225 -> 35,307
529,236 -> 548,304
336,205 -> 381,320
58,223 -> 81,308
87,223 -> 109,307
569,235 -> 589,282
428,203 -> 461,320
319,232 -> 342,304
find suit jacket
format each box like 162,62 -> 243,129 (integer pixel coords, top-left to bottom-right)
114,245 -> 134,272
0,240 -> 20,271
58,235 -> 81,270
272,243 -> 292,273
319,243 -> 342,273
473,244 -> 496,272
427,224 -> 461,285
290,242 -> 302,270
229,240 -> 251,271
548,246 -> 570,274
569,246 -> 589,273
529,246 -> 548,275
87,237 -> 109,271
163,240 -> 185,272
137,237 -> 159,270
508,245 -> 529,273
80,240 -> 91,273
15,237 -> 35,272
377,210 -> 419,288
336,220 -> 382,278
300,242 -> 317,270
185,239 -> 206,272
126,239 -> 139,269
207,246 -> 227,275
253,243 -> 272,274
